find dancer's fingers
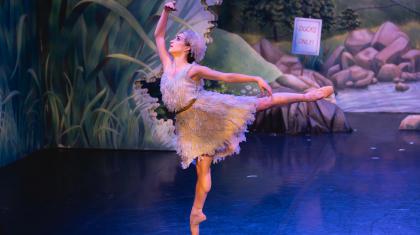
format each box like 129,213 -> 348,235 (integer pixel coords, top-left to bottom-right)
258,85 -> 263,95
263,84 -> 272,97
165,1 -> 177,11
260,85 -> 267,96
266,85 -> 272,97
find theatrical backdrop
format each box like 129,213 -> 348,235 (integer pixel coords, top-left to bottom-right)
1,0 -> 419,167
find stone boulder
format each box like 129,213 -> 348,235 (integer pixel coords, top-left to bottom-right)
393,77 -> 403,83
329,66 -> 375,89
253,38 -> 285,64
377,64 -> 401,82
274,54 -> 304,76
278,55 -> 301,67
350,66 -> 374,88
401,49 -> 420,72
398,62 -> 413,72
275,61 -> 290,74
354,47 -> 378,70
345,80 -> 354,87
399,115 -> 420,130
395,82 -> 409,92
250,86 -> 352,134
401,72 -> 420,82
341,51 -> 356,69
371,21 -> 409,50
354,71 -> 374,88
327,64 -> 341,77
322,46 -> 345,73
290,64 -> 305,76
374,36 -> 410,71
344,29 -> 374,55
330,69 -> 351,89
295,69 -> 321,88
350,65 -> 370,81
313,72 -> 333,87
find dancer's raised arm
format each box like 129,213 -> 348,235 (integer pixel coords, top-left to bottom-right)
154,1 -> 176,69
191,65 -> 273,97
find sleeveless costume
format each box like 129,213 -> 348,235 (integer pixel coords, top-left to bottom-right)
160,62 -> 258,169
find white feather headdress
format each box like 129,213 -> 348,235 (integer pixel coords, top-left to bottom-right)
182,29 -> 207,62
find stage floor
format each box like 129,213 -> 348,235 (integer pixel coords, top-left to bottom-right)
1,113 -> 419,235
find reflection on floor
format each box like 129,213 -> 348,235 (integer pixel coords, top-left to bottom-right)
0,113 -> 419,235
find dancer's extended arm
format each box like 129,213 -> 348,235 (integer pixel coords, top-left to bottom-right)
154,1 -> 176,69
192,65 -> 273,97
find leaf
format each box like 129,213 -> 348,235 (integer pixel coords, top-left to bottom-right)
70,0 -> 156,51
1,90 -> 20,105
94,127 -> 121,136
10,15 -> 27,79
27,69 -> 42,94
106,53 -> 153,72
93,107 -> 121,127
59,125 -> 82,140
80,87 -> 107,126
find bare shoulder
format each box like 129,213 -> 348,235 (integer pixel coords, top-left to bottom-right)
191,64 -> 209,72
188,64 -> 208,82
189,64 -> 215,76
189,64 -> 228,82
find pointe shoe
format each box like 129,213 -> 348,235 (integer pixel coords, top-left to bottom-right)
304,86 -> 334,101
190,211 -> 206,235
190,210 -> 207,225
318,86 -> 334,98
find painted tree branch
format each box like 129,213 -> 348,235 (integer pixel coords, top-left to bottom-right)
353,4 -> 398,11
388,0 -> 420,15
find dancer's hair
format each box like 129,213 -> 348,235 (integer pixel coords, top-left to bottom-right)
181,29 -> 207,63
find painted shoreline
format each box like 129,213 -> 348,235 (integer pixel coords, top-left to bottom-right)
336,81 -> 420,113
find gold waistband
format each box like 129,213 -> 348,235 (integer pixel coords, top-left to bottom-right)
175,98 -> 197,115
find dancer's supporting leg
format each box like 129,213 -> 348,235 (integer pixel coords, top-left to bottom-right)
256,86 -> 334,111
190,154 -> 212,235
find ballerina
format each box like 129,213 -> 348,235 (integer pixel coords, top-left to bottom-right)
154,1 -> 334,234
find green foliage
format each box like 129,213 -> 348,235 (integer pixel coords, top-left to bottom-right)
36,0 -> 219,150
0,0 -> 226,163
0,0 -> 43,166
335,0 -> 419,28
39,0 -> 169,149
337,8 -> 361,32
241,0 -> 336,40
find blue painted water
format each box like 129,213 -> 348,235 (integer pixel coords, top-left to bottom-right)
0,113 -> 419,234
336,82 -> 420,113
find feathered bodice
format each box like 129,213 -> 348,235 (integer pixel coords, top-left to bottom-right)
160,62 -> 204,112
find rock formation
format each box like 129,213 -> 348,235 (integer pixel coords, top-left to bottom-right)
323,21 -> 419,92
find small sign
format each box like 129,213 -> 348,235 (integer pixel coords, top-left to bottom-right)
291,17 -> 322,56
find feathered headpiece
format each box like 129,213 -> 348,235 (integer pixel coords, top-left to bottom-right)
182,29 -> 207,62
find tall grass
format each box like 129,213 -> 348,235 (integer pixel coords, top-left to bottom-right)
0,1 -> 43,167
41,0 -> 221,150
0,0 -> 223,166
40,0 -> 163,149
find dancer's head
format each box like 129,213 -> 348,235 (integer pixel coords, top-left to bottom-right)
169,29 -> 206,63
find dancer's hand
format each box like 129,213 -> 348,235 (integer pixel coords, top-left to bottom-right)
256,77 -> 272,97
164,1 -> 177,12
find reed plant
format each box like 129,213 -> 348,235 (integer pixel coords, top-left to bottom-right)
0,0 -> 43,166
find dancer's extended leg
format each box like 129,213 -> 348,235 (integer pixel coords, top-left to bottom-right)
256,86 -> 334,111
190,154 -> 212,235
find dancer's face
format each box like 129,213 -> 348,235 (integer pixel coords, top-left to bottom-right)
169,33 -> 190,56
